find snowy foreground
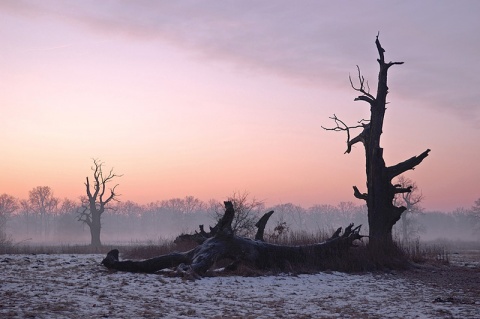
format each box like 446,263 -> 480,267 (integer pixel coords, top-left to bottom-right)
1,254 -> 478,319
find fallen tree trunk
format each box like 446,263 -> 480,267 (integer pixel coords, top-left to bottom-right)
102,201 -> 363,278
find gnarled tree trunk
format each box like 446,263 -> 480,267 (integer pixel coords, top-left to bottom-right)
324,36 -> 430,246
102,201 -> 362,278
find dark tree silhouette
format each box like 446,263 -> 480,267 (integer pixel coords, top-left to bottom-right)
323,35 -> 430,245
102,201 -> 362,278
78,159 -> 121,247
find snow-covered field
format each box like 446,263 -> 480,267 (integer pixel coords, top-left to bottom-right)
1,254 -> 478,319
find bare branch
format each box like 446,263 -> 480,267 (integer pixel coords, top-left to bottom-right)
322,114 -> 367,154
347,124 -> 370,153
103,184 -> 121,207
77,206 -> 92,227
376,34 -> 404,69
349,65 -> 375,103
254,210 -> 274,241
393,185 -> 412,194
353,186 -> 368,201
387,149 -> 431,180
375,32 -> 386,63
85,177 -> 92,199
92,158 -> 102,200
354,95 -> 374,104
404,191 -> 423,207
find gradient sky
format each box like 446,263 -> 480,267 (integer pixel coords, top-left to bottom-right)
1,1 -> 479,212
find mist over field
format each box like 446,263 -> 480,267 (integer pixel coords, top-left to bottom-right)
3,196 -> 478,247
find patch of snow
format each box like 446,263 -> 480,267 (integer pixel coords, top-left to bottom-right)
0,254 -> 478,318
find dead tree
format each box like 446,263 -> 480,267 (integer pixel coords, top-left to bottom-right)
323,35 -> 430,246
102,201 -> 362,277
78,159 -> 121,247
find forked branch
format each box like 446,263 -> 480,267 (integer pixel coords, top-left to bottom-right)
322,115 -> 369,154
350,65 -> 375,104
375,33 -> 404,69
77,206 -> 92,226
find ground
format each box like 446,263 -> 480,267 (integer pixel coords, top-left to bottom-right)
0,252 -> 479,319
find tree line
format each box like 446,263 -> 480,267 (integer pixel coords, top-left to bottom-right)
1,187 -> 478,246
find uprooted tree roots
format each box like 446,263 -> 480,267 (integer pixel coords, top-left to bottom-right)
102,201 -> 364,278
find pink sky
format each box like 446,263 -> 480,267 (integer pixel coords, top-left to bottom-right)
1,1 -> 479,212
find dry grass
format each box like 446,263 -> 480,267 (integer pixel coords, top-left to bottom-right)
265,230 -> 414,272
266,229 -> 331,246
400,239 -> 450,264
0,243 -> 118,255
122,239 -> 198,259
1,229 -> 456,274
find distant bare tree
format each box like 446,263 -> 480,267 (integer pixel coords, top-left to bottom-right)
60,198 -> 80,215
269,203 -> 306,230
337,201 -> 360,221
161,196 -> 205,215
183,196 -> 206,215
393,176 -> 424,243
55,198 -> 84,240
24,186 -> 59,239
78,159 -> 121,247
0,194 -> 18,244
306,203 -> 366,233
114,200 -> 144,217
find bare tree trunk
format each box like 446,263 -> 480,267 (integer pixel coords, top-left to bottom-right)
90,212 -> 102,247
